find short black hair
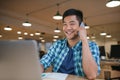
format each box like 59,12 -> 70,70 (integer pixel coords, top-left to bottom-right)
62,9 -> 83,24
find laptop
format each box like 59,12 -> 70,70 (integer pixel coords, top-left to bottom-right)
0,40 -> 42,80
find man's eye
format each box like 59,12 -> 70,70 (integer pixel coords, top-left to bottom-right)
70,23 -> 75,25
63,24 -> 67,26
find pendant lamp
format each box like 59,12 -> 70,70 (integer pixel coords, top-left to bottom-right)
106,0 -> 120,7
53,3 -> 62,20
22,13 -> 32,27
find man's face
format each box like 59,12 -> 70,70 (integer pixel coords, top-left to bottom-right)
63,15 -> 80,40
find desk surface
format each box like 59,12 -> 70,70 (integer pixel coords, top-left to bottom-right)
42,72 -> 103,80
67,75 -> 104,80
67,74 -> 86,80
101,59 -> 120,66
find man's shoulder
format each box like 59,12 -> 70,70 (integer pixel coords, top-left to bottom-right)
54,38 -> 67,44
88,40 -> 98,46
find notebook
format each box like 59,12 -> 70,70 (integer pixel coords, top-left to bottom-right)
0,40 -> 42,80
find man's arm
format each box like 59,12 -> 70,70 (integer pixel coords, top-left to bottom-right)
82,40 -> 98,80
40,63 -> 44,73
79,27 -> 98,80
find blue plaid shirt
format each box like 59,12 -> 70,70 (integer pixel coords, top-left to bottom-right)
40,38 -> 100,76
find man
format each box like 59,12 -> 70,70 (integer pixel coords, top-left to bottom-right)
40,9 -> 100,80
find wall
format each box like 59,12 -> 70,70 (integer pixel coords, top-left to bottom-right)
39,40 -> 118,56
96,40 -> 118,58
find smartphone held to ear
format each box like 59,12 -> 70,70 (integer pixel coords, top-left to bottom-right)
78,22 -> 85,36
80,22 -> 85,27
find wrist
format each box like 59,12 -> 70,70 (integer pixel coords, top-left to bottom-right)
80,37 -> 88,42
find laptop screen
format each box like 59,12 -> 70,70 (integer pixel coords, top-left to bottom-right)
0,40 -> 42,80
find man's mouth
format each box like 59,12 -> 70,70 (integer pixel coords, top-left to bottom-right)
66,31 -> 73,35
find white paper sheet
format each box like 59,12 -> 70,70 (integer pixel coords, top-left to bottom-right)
41,72 -> 68,80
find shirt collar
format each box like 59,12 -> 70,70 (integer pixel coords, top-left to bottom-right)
72,40 -> 82,51
64,38 -> 82,51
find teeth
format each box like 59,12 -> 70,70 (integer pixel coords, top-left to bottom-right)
67,32 -> 71,34
67,31 -> 72,35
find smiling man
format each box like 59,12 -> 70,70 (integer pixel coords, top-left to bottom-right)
40,9 -> 100,80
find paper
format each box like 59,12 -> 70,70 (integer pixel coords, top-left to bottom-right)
41,72 -> 68,80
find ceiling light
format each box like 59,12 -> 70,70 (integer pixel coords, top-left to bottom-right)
100,32 -> 107,36
53,3 -> 62,20
0,34 -> 2,38
39,37 -> 43,40
54,27 -> 61,33
54,23 -> 61,33
24,32 -> 28,35
4,26 -> 12,31
18,36 -> 23,40
91,36 -> 96,39
35,31 -> 41,35
85,25 -> 90,29
106,34 -> 112,38
92,40 -> 96,42
87,36 -> 90,39
41,39 -> 45,43
53,39 -> 57,42
17,31 -> 22,34
53,35 -> 59,38
106,0 -> 120,7
22,13 -> 32,27
53,11 -> 62,20
22,21 -> 32,27
91,34 -> 96,39
85,23 -> 90,29
84,18 -> 90,29
30,33 -> 34,36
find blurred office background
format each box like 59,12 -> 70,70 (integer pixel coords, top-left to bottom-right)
0,0 -> 120,78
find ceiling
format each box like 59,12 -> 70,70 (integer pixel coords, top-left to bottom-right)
0,0 -> 120,42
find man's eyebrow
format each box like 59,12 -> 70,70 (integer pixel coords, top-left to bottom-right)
63,20 -> 75,23
69,21 -> 75,23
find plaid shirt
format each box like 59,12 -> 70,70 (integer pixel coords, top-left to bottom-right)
40,38 -> 100,76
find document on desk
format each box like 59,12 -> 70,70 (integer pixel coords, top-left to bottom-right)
41,72 -> 68,80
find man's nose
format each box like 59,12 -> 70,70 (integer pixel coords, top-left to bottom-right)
66,25 -> 72,29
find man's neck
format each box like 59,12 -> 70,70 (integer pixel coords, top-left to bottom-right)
67,37 -> 80,47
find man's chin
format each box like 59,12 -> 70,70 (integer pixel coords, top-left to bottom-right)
66,35 -> 79,40
66,37 -> 74,40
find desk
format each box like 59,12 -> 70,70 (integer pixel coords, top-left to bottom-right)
67,75 -> 103,80
101,60 -> 120,66
42,72 -> 103,80
66,74 -> 86,80
98,59 -> 120,79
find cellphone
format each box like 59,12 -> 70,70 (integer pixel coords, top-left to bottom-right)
78,22 -> 85,35
80,22 -> 85,27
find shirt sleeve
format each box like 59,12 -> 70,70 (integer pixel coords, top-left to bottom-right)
89,41 -> 101,75
40,42 -> 56,70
